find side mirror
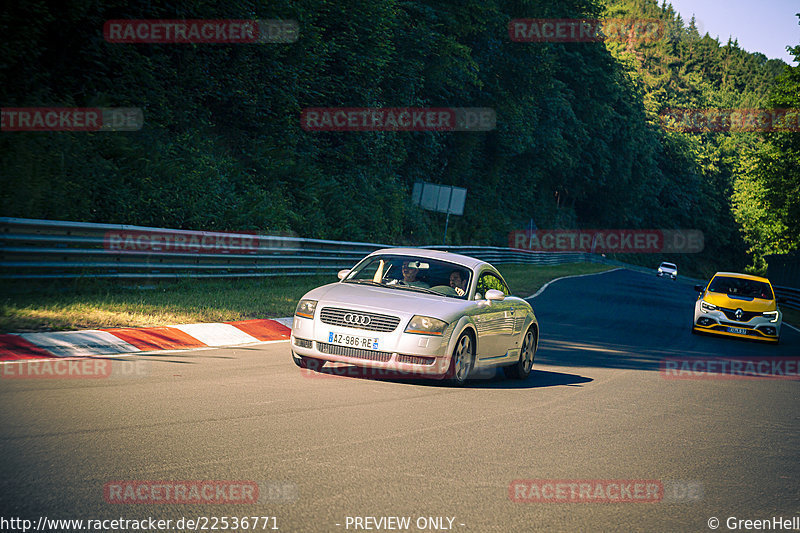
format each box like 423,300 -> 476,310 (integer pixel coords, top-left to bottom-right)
693,285 -> 704,292
485,289 -> 505,301
337,269 -> 350,280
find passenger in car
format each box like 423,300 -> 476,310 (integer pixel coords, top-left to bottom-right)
449,270 -> 467,296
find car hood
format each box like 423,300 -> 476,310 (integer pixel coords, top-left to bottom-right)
703,291 -> 776,312
305,282 -> 473,319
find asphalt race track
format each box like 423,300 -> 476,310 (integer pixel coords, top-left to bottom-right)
1,269 -> 798,532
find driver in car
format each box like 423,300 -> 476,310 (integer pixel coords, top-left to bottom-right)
399,260 -> 430,288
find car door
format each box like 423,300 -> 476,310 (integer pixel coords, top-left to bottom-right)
473,270 -> 516,358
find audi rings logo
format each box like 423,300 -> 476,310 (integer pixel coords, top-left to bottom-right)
343,313 -> 372,326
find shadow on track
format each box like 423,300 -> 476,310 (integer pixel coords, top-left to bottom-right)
298,364 -> 592,389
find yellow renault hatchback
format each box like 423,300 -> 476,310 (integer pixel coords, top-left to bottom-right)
693,272 -> 782,343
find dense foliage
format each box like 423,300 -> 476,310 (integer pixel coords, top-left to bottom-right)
1,0 -> 796,276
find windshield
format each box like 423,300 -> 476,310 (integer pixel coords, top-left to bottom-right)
344,254 -> 472,299
707,276 -> 773,300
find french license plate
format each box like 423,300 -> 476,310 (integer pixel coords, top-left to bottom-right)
727,327 -> 748,335
329,332 -> 380,350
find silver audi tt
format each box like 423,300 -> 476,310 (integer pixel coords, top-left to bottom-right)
290,248 -> 539,384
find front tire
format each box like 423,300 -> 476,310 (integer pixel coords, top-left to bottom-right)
447,332 -> 475,386
504,327 -> 536,379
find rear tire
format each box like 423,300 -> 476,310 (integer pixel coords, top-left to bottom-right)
447,332 -> 475,386
504,327 -> 536,379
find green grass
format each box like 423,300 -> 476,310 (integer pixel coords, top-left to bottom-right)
0,276 -> 333,333
0,263 -> 615,334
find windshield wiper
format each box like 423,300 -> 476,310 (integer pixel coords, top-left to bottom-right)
392,284 -> 440,295
342,279 -> 383,286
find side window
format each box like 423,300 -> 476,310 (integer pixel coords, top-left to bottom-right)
476,272 -> 510,297
354,260 -> 380,280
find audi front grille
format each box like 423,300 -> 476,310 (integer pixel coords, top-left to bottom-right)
319,307 -> 401,332
396,354 -> 436,365
316,342 -> 392,362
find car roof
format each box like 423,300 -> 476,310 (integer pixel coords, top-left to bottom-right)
660,262 -> 677,267
369,247 -> 488,270
712,272 -> 772,283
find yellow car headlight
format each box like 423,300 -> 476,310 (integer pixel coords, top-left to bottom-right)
700,300 -> 717,313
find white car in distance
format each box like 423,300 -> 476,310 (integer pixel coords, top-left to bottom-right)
657,262 -> 678,280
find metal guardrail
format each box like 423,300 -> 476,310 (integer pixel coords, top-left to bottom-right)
0,217 -> 385,279
0,218 -> 588,280
774,286 -> 800,311
3,217 -> 799,312
422,245 -> 589,265
765,253 -> 800,310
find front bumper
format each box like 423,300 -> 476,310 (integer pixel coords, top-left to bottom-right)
290,316 -> 454,377
693,309 -> 781,342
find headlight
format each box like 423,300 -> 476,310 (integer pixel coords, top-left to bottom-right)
700,300 -> 717,312
295,299 -> 317,319
763,311 -> 779,323
405,315 -> 448,336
